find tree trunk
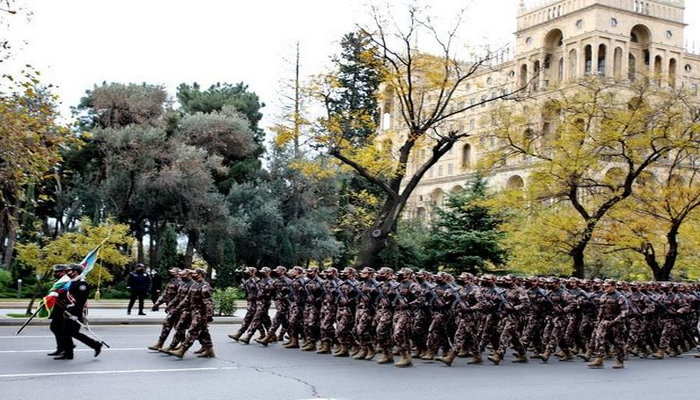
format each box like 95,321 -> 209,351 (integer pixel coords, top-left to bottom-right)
2,207 -> 20,269
135,226 -> 145,265
570,245 -> 586,279
184,231 -> 198,268
356,197 -> 404,267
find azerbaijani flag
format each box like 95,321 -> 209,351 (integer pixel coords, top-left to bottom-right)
79,245 -> 101,278
36,274 -> 72,318
36,244 -> 102,318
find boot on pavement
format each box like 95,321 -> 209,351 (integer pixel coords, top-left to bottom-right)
377,347 -> 394,364
652,349 -> 665,359
395,351 -> 413,368
169,344 -> 192,359
421,348 -> 435,361
364,345 -> 376,360
148,340 -> 164,351
612,359 -> 624,369
488,352 -> 502,365
334,344 -> 349,357
538,349 -> 552,363
228,330 -> 243,342
196,346 -> 216,358
587,357 -> 604,368
577,348 -> 592,362
239,333 -> 251,345
437,350 -> 457,367
467,353 -> 483,365
316,341 -> 332,354
301,341 -> 317,352
283,336 -> 300,349
353,346 -> 368,360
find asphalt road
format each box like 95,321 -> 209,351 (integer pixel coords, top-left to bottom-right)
0,325 -> 698,400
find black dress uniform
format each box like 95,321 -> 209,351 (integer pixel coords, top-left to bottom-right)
56,265 -> 102,360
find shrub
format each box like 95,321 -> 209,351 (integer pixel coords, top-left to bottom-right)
213,287 -> 243,316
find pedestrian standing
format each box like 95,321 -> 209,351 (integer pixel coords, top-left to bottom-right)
127,263 -> 151,315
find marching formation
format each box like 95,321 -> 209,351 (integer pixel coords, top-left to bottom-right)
148,268 -> 216,358
226,266 -> 700,369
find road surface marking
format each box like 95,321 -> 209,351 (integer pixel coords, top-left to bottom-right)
0,347 -> 143,354
0,366 -> 239,379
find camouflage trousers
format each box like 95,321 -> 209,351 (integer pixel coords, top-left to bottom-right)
565,313 -> 585,350
578,314 -> 596,351
498,314 -> 525,355
452,312 -> 478,353
269,299 -> 290,338
239,299 -> 257,333
303,302 -> 321,342
658,318 -> 681,351
335,305 -> 356,346
520,312 -> 545,353
544,314 -> 570,353
354,305 -> 376,346
426,310 -> 450,352
246,299 -> 271,335
593,319 -> 625,361
184,309 -> 212,348
320,301 -> 337,344
170,310 -> 192,347
411,308 -> 431,351
288,301 -> 305,337
392,309 -> 413,353
478,313 -> 501,353
375,306 -> 394,348
627,316 -> 651,351
158,310 -> 181,342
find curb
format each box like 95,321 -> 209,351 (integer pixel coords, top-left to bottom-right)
0,317 -> 242,327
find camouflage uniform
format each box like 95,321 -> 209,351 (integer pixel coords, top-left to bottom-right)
334,269 -> 359,356
354,269 -> 379,357
318,270 -> 340,353
166,275 -> 196,350
301,270 -> 324,350
588,282 -> 629,368
264,267 -> 292,344
245,269 -> 274,340
424,276 -> 452,359
375,271 -> 396,362
392,268 -> 425,367
284,267 -> 307,349
229,268 -> 259,340
626,285 -> 656,355
492,280 -> 529,363
150,270 -> 181,348
182,278 -> 214,350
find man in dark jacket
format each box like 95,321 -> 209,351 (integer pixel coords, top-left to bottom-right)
127,263 -> 151,315
54,264 -> 102,360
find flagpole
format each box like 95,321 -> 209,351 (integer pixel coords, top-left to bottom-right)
14,306 -> 43,336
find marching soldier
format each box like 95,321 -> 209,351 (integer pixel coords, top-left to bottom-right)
588,280 -> 629,369
229,267 -> 258,342
148,267 -> 181,351
170,268 -> 215,358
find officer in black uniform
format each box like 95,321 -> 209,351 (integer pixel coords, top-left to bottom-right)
47,264 -> 69,357
55,264 -> 103,360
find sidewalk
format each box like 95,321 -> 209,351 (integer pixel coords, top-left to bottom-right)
0,300 -> 247,326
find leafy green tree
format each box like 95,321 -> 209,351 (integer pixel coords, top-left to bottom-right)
378,219 -> 431,271
158,224 -> 179,275
213,238 -> 237,288
427,175 -> 506,274
75,83 -> 168,129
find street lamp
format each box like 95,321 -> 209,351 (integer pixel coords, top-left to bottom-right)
17,279 -> 22,299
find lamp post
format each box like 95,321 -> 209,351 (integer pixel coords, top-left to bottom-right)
17,279 -> 22,299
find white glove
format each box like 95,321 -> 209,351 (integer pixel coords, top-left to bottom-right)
48,292 -> 59,298
69,315 -> 78,322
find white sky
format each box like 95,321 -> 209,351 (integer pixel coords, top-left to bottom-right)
4,0 -> 700,130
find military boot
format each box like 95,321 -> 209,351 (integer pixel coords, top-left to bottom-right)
350,345 -> 360,357
652,349 -> 665,359
301,341 -> 317,352
395,351 -> 413,368
421,348 -> 435,361
577,348 -> 592,362
228,330 -> 243,342
255,336 -> 270,347
194,347 -> 205,354
487,352 -> 502,365
558,350 -> 573,362
377,347 -> 394,364
159,343 -> 177,354
694,353 -> 700,359
316,341 -> 332,354
169,344 -> 191,359
334,344 -> 349,357
457,348 -> 470,358
587,357 -> 604,368
538,349 -> 552,363
364,345 -> 376,360
283,336 -> 300,349
511,353 -> 529,363
148,340 -> 164,351
612,359 -> 624,369
467,353 -> 483,365
197,346 -> 216,358
239,333 -> 251,345
437,350 -> 457,367
267,333 -> 279,343
353,346 -> 368,359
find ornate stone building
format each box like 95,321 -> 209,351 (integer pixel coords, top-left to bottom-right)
386,0 -> 700,222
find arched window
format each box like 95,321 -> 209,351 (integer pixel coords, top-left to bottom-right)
585,45 -> 593,74
462,144 -> 473,169
598,44 -> 607,76
628,54 -> 636,81
506,175 -> 525,190
669,58 -> 677,88
520,63 -> 528,88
